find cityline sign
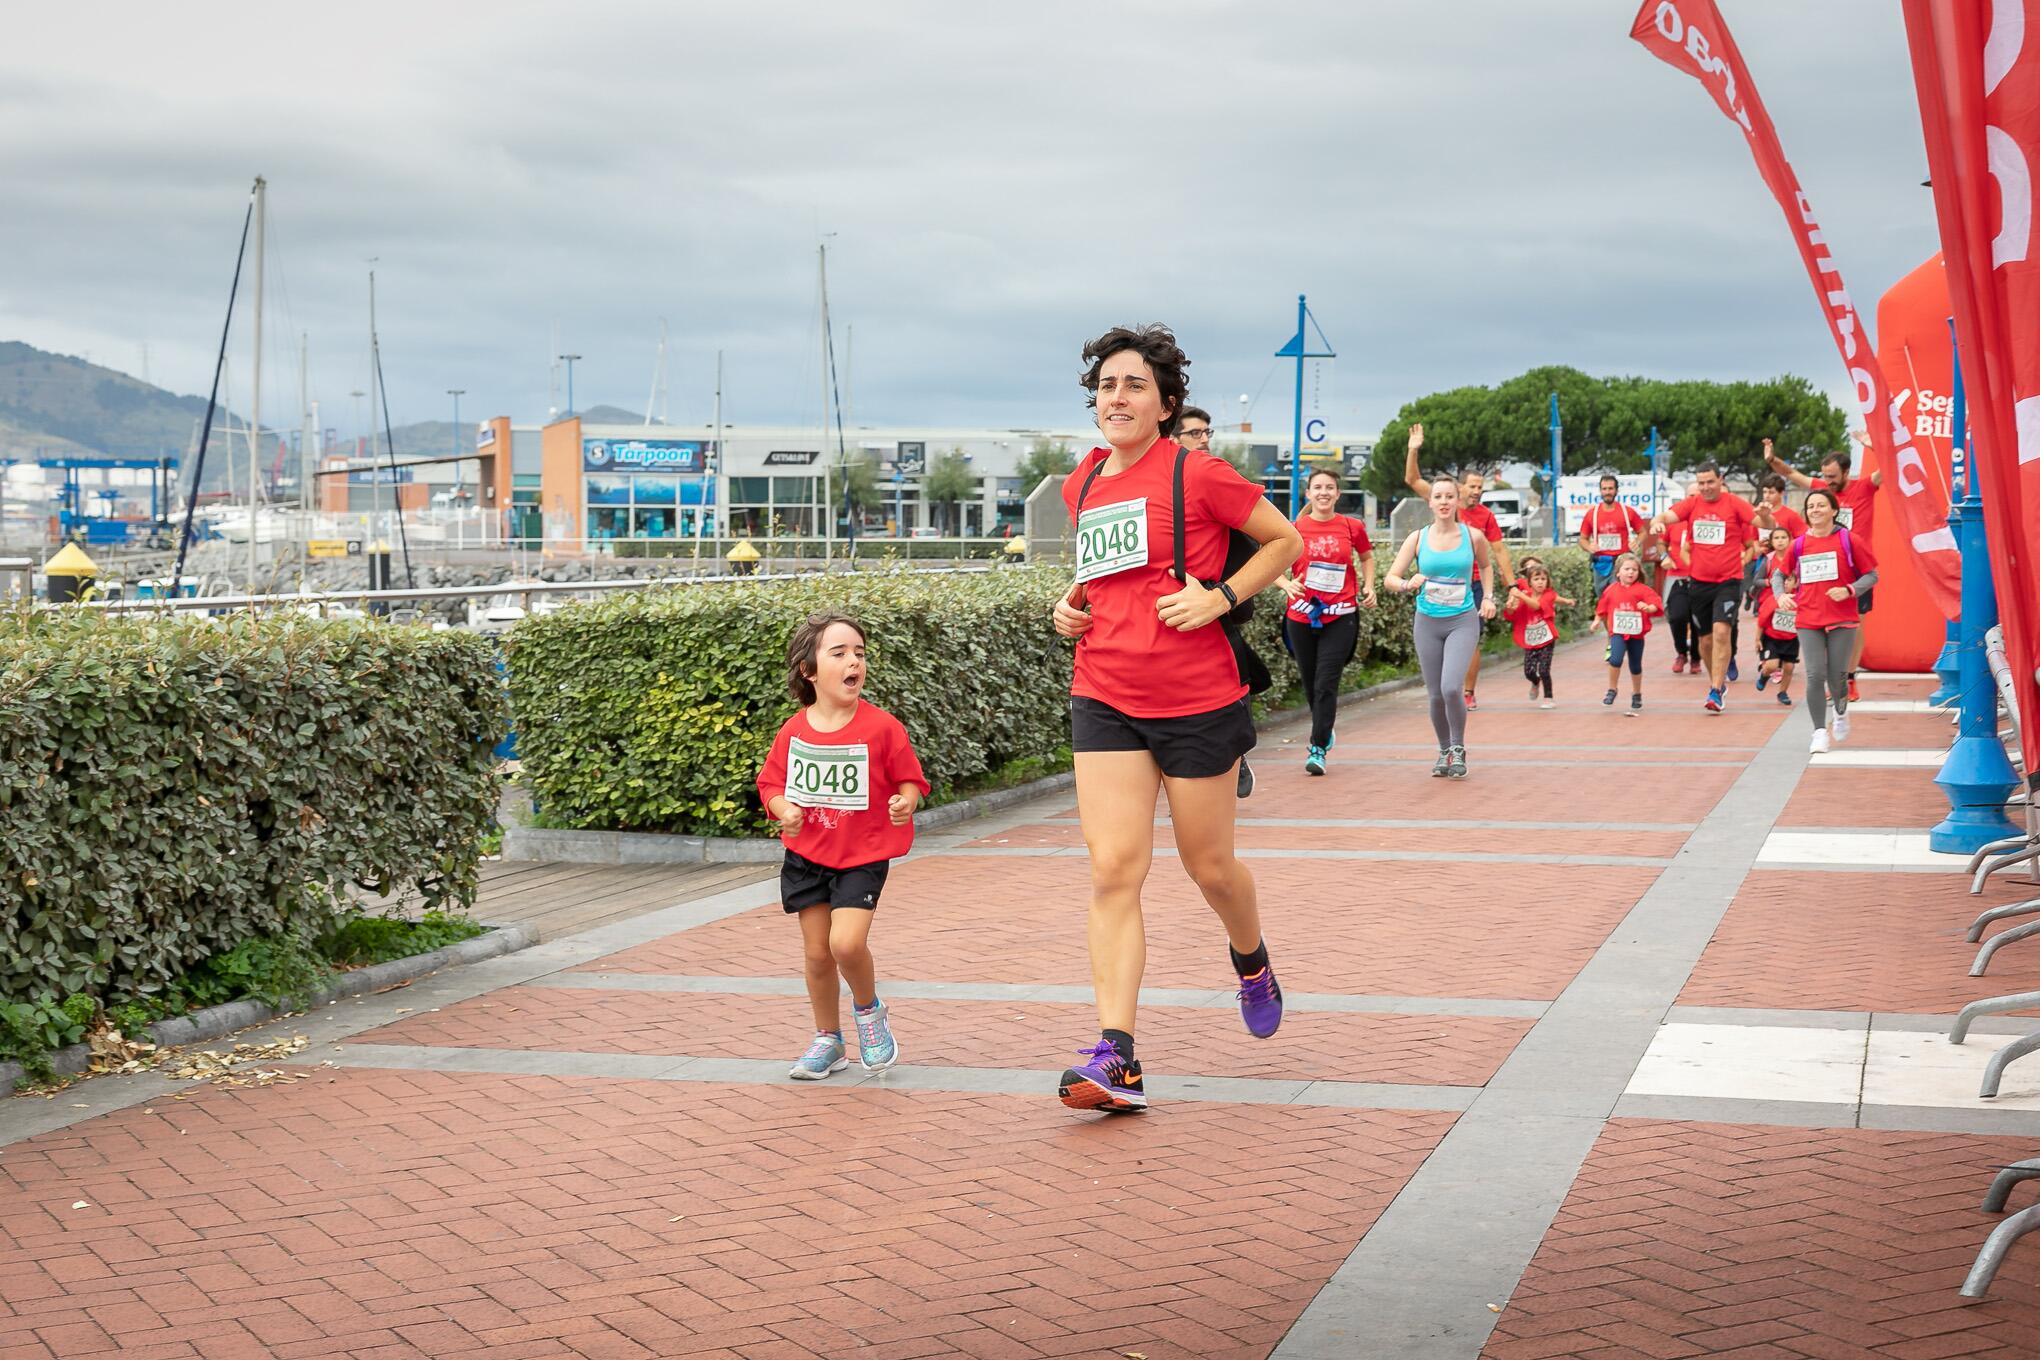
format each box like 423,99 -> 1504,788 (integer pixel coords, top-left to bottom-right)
582,439 -> 710,474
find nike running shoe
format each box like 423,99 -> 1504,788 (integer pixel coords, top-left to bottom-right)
1705,688 -> 1724,713
1603,689 -> 1617,706
1446,745 -> 1468,779
788,1031 -> 848,1081
1304,744 -> 1326,776
1058,1039 -> 1146,1113
1831,711 -> 1851,745
1672,656 -> 1688,674
1237,963 -> 1284,1038
1809,728 -> 1831,754
1728,659 -> 1740,683
1847,674 -> 1861,703
1236,758 -> 1255,800
1431,748 -> 1451,777
852,999 -> 898,1071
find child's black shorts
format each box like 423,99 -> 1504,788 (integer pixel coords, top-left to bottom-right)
781,849 -> 890,913
1760,634 -> 1801,664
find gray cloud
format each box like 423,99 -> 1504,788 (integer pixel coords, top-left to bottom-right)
0,2 -> 1936,446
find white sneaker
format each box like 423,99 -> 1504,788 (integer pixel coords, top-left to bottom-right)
1808,729 -> 1831,754
1831,711 -> 1851,744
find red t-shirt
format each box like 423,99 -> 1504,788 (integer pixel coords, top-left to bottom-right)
1287,513 -> 1372,622
1503,587 -> 1558,649
1760,502 -> 1807,541
1786,527 -> 1878,631
1460,502 -> 1503,582
1811,475 -> 1877,537
1756,568 -> 1799,640
1597,580 -> 1664,636
757,700 -> 930,870
1062,439 -> 1264,718
1654,521 -> 1690,581
1580,502 -> 1645,557
1668,492 -> 1758,583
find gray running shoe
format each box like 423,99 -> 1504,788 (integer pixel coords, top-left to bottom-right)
852,998 -> 899,1071
1431,748 -> 1451,778
1236,757 -> 1255,799
789,1031 -> 848,1081
1446,745 -> 1468,779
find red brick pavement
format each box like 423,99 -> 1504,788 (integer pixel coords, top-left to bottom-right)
1778,767 -> 1956,830
964,820 -> 1689,858
0,1069 -> 1454,1360
1481,1119 -> 2040,1359
1680,871 -> 2040,1015
584,855 -> 1658,1000
1832,710 -> 1958,751
350,986 -> 1534,1087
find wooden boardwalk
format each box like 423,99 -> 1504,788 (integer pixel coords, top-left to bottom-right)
361,858 -> 774,942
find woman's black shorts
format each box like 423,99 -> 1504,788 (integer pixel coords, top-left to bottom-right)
781,849 -> 890,913
1070,694 -> 1256,780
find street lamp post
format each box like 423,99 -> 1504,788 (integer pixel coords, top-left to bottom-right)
557,356 -> 582,417
447,388 -> 466,547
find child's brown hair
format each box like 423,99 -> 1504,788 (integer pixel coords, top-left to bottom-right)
786,611 -> 867,705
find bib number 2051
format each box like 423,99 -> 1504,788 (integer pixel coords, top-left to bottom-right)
788,738 -> 870,811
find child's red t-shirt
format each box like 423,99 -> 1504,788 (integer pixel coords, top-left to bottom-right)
757,700 -> 930,869
1597,581 -> 1664,637
1503,587 -> 1558,650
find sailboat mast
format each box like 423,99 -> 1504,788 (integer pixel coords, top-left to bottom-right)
646,318 -> 667,427
368,266 -> 382,553
248,176 -> 265,590
819,243 -> 833,561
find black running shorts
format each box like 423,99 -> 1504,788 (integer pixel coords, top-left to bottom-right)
1684,578 -> 1742,628
780,849 -> 890,913
1070,694 -> 1256,780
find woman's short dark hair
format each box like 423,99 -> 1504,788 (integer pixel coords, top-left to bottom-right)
786,610 -> 866,705
1804,486 -> 1841,516
1080,324 -> 1189,437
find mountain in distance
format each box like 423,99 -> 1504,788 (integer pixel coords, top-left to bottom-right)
0,341 -> 211,461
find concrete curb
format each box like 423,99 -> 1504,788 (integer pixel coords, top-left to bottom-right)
1,922 -> 539,1091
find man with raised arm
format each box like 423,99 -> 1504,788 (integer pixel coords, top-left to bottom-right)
1764,434 -> 1882,701
1648,462 -> 1759,714
1404,422 -> 1512,711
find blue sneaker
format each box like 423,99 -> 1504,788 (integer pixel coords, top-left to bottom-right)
1705,688 -> 1724,713
1777,689 -> 1793,706
852,998 -> 898,1071
1237,961 -> 1284,1038
1058,1038 -> 1146,1113
1304,744 -> 1326,776
1755,668 -> 1769,692
788,1031 -> 848,1081
1728,659 -> 1741,683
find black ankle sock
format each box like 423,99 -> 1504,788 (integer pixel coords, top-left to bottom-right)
1229,940 -> 1270,977
1101,1028 -> 1136,1064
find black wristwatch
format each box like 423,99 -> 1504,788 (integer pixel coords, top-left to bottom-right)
1216,581 -> 1239,607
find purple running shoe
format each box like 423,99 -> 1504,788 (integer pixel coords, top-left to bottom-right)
1237,963 -> 1284,1038
1058,1038 -> 1146,1113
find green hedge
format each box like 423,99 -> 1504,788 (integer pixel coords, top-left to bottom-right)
0,611 -> 503,1006
506,568 -> 1072,836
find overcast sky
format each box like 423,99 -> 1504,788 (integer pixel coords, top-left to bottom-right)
0,2 -> 1937,446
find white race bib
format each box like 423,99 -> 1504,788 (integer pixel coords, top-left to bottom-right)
1692,518 -> 1728,546
1612,609 -> 1644,636
1304,561 -> 1347,594
1837,507 -> 1854,529
1074,497 -> 1149,585
1773,606 -> 1797,633
1422,577 -> 1469,609
1798,551 -> 1840,584
1595,532 -> 1623,552
1523,619 -> 1553,647
787,737 -> 870,811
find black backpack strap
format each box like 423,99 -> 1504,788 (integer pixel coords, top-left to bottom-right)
1075,455 -> 1106,512
1173,443 -> 1189,583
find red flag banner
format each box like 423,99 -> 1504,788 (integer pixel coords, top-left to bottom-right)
1903,0 -> 2040,786
1631,0 -> 1963,618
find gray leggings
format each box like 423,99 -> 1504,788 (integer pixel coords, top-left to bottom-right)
1798,627 -> 1853,728
1414,608 -> 1482,749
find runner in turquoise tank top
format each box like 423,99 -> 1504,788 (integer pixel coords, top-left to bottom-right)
1386,478 -> 1498,777
1414,523 -> 1475,618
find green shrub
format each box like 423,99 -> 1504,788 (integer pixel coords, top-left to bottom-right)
182,931 -> 330,1009
0,992 -> 93,1079
321,908 -> 485,967
507,567 -> 1072,836
0,610 -> 503,1006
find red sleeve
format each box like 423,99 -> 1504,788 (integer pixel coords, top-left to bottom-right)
1643,587 -> 1664,612
888,716 -> 931,797
1738,500 -> 1758,542
1480,510 -> 1503,542
1627,507 -> 1646,533
757,720 -> 795,810
1349,518 -> 1372,555
1667,495 -> 1695,523
1189,451 -> 1264,529
1541,589 -> 1557,615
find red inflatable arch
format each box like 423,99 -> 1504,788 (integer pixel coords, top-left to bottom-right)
1868,254 -> 1961,673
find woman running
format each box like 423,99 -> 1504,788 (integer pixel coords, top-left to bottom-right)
1052,324 -> 1303,1115
1384,477 -> 1499,778
1278,467 -> 1376,775
1776,487 -> 1878,753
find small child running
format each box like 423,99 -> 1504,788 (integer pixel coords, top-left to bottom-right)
1502,563 -> 1575,709
1594,553 -> 1663,713
757,611 -> 930,1080
1753,526 -> 1799,706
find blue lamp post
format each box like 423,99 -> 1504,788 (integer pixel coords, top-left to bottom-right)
1548,394 -> 1562,546
1930,333 -> 2021,854
1929,319 -> 1964,707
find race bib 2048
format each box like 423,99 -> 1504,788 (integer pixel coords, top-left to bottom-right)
1075,498 -> 1150,585
787,737 -> 870,811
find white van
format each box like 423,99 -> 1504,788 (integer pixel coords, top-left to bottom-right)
1480,488 -> 1529,537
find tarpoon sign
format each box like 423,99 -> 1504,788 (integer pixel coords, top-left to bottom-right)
582,439 -> 711,474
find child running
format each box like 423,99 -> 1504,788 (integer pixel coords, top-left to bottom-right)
757,611 -> 930,1080
1777,487 -> 1879,753
1503,562 -> 1574,709
1752,526 -> 1798,706
1594,552 -> 1662,713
